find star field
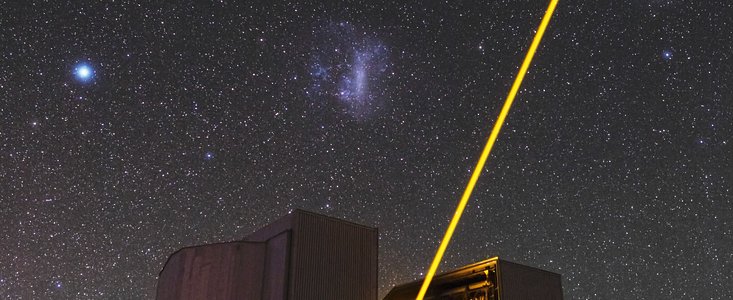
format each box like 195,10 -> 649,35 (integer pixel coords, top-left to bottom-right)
1,1 -> 732,299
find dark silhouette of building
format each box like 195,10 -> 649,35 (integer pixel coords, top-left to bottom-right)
156,210 -> 378,300
157,210 -> 562,300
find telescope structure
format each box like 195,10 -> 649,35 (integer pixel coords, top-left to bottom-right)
156,210 -> 562,300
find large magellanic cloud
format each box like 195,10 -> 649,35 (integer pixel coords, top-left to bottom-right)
307,22 -> 390,121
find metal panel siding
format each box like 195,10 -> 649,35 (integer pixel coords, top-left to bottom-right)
156,242 -> 268,300
498,260 -> 563,300
156,250 -> 185,300
245,213 -> 295,242
157,210 -> 379,299
262,231 -> 290,300
290,211 -> 378,300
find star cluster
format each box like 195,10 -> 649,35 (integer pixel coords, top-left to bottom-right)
1,1 -> 732,299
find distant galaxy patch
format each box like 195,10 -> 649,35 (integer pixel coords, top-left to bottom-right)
307,22 -> 391,121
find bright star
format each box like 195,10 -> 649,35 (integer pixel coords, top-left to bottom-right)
74,63 -> 94,82
204,151 -> 215,160
78,67 -> 90,77
662,50 -> 673,60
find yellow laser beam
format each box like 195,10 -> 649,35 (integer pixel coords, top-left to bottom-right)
415,1 -> 559,299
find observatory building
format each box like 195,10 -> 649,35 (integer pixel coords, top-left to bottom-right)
156,210 -> 378,299
383,257 -> 563,300
156,210 -> 562,300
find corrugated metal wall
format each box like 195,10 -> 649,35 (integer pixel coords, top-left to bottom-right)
290,211 -> 379,300
156,242 -> 268,300
261,231 -> 290,300
498,260 -> 563,300
157,210 -> 379,300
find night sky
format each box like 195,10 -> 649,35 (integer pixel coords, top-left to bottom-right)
2,1 -> 732,299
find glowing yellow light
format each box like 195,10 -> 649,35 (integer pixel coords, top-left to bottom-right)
415,1 -> 559,299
